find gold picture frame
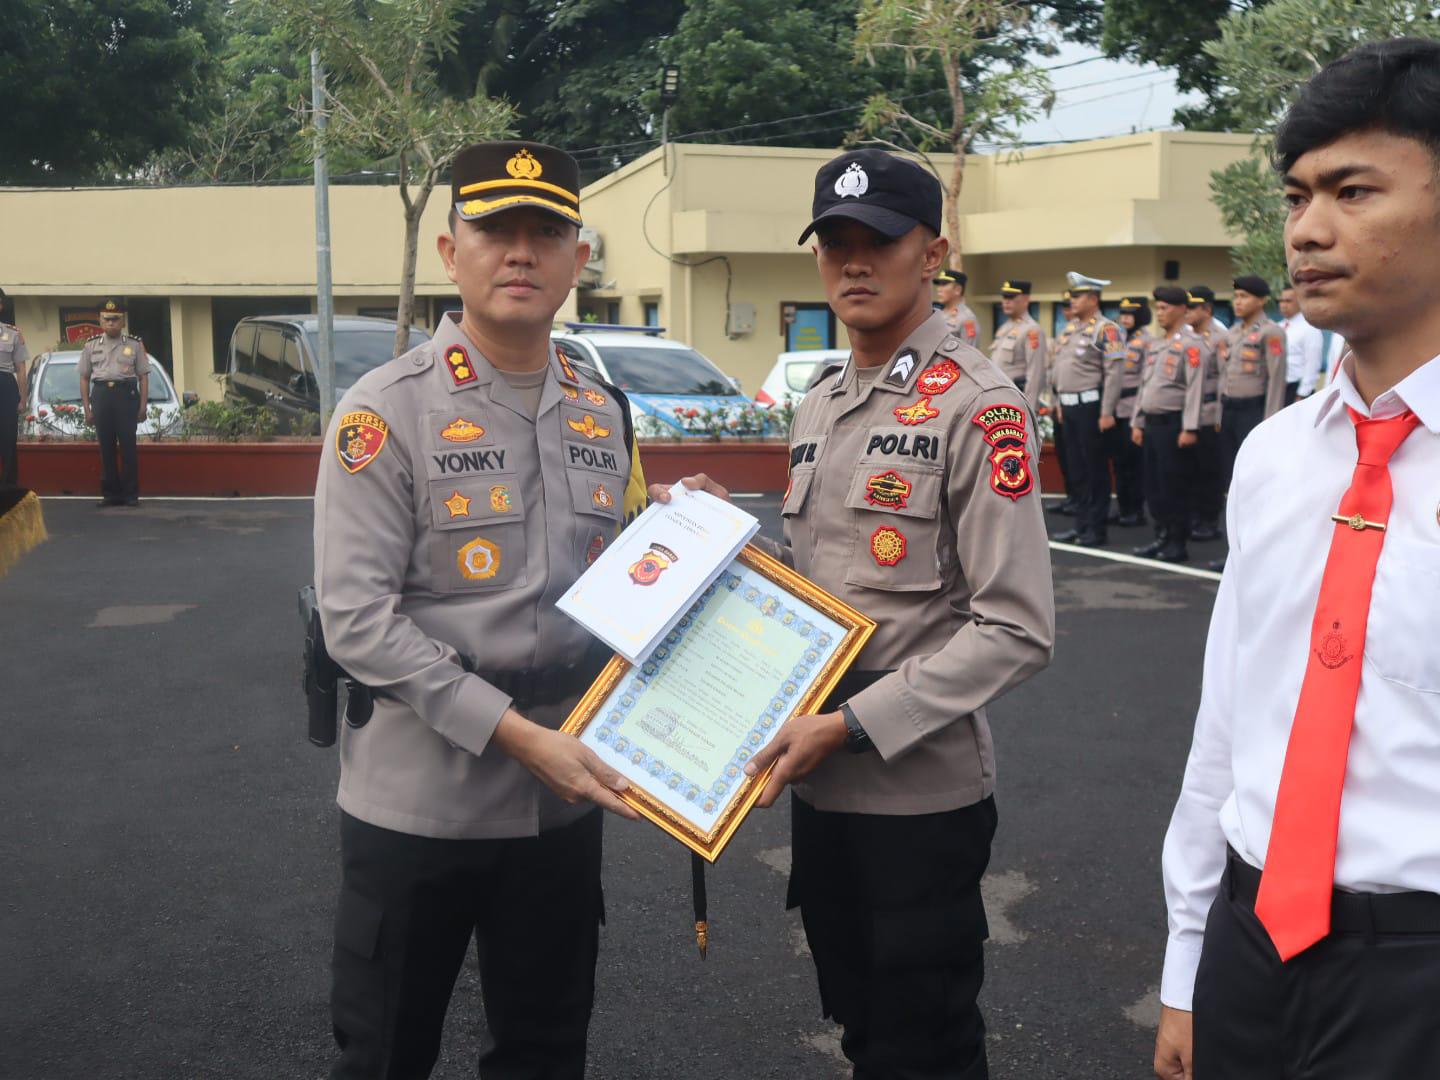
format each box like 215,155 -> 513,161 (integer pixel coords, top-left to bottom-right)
560,543 -> 876,862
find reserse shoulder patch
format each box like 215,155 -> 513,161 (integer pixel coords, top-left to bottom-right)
336,411 -> 389,474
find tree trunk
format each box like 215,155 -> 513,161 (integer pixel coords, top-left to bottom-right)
395,182 -> 432,358
946,58 -> 965,271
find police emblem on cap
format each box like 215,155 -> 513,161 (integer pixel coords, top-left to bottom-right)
506,149 -> 542,179
835,162 -> 869,199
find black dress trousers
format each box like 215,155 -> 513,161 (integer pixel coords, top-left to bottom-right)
1105,416 -> 1144,518
330,810 -> 604,1080
91,380 -> 141,501
1060,400 -> 1109,537
1194,857 -> 1440,1079
1218,395 -> 1265,491
0,372 -> 18,486
1190,425 -> 1223,526
788,793 -> 998,1080
1140,411 -> 1191,537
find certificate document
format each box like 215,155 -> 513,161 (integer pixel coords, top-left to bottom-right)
562,545 -> 875,861
556,483 -> 759,664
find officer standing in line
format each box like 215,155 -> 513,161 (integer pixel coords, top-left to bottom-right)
1184,287 -> 1226,545
1048,289 -> 1077,516
934,268 -> 979,348
0,289 -> 29,486
1219,274 -> 1287,490
655,148 -> 1055,1080
1106,296 -> 1150,527
314,141 -> 647,1080
987,279 -> 1047,413
78,299 -> 148,507
1053,273 -> 1127,547
1131,286 -> 1208,563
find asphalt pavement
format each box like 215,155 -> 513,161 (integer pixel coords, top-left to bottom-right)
1,496 -> 1218,1080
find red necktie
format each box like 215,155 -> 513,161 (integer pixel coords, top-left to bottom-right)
1255,407 -> 1421,961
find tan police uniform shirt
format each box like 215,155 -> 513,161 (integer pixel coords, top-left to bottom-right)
1193,321 -> 1226,428
1132,326 -> 1207,432
944,301 -> 980,349
988,314 -> 1048,414
0,324 -> 28,376
78,332 -> 149,382
313,313 -> 645,839
1055,314 -> 1127,401
1115,327 -> 1152,422
1221,315 -> 1287,418
768,310 -> 1055,815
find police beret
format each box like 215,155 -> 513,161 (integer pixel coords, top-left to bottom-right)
1000,280 -> 1031,296
799,150 -> 943,244
935,269 -> 968,287
100,297 -> 126,315
1233,274 -> 1271,298
1187,285 -> 1216,307
452,141 -> 581,226
1153,286 -> 1188,305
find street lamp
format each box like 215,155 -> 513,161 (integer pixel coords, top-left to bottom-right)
659,66 -> 681,148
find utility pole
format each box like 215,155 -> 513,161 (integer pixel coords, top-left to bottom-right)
312,48 -> 336,424
659,66 -> 680,176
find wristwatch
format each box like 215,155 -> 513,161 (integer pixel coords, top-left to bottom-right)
840,703 -> 872,754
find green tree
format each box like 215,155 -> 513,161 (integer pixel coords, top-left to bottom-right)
1,0 -> 223,183
1204,0 -> 1440,287
251,0 -> 517,355
852,0 -> 1055,269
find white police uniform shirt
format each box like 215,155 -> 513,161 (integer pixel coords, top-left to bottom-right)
1160,353 -> 1440,1010
1281,311 -> 1325,396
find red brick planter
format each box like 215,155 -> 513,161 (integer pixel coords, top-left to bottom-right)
20,439 -> 1066,498
20,440 -> 323,497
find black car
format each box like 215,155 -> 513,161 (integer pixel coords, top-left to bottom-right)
225,315 -> 430,432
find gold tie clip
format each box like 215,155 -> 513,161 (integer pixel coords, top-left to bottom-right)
1332,513 -> 1386,532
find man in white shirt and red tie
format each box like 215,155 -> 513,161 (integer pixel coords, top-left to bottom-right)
1155,37 -> 1440,1080
1278,284 -> 1325,404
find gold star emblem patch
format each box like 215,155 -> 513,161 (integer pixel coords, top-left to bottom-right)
443,491 -> 471,519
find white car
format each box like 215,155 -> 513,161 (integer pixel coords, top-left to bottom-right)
755,348 -> 848,407
22,350 -> 191,437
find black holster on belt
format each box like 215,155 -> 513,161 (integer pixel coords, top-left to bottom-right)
468,640 -> 614,715
299,585 -> 341,746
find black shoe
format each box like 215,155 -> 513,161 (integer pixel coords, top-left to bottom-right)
1133,536 -> 1166,556
96,498 -> 120,508
1208,557 -> 1227,572
1190,524 -> 1221,542
1154,545 -> 1190,563
1048,501 -> 1076,516
1075,533 -> 1108,548
124,497 -> 140,507
1115,512 -> 1145,528
1053,528 -> 1083,543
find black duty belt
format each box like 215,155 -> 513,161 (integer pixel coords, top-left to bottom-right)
1221,394 -> 1263,407
820,668 -> 895,713
1119,388 -> 1138,399
94,379 -> 137,389
1227,850 -> 1440,935
465,641 -> 612,712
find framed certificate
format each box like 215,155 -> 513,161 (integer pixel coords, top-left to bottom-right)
561,544 -> 876,862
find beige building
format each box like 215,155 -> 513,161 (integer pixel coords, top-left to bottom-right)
1,131 -> 1257,400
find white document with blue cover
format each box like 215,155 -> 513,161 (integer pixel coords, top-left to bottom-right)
557,483 -> 759,664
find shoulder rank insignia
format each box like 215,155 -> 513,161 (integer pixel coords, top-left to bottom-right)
917,359 -> 962,397
629,543 -> 678,586
884,349 -> 919,387
971,403 -> 1034,501
443,491 -> 471,519
445,345 -> 478,387
870,526 -> 908,566
336,411 -> 389,474
894,396 -> 940,426
556,350 -> 580,384
567,414 -> 611,440
457,537 -> 501,580
441,418 -> 486,443
865,470 -> 912,510
489,485 -> 513,513
583,388 -> 608,406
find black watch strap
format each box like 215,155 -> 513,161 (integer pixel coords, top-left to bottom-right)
841,703 -> 872,754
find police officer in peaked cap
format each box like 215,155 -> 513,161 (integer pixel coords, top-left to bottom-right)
79,299 -> 148,506
314,140 -> 648,1080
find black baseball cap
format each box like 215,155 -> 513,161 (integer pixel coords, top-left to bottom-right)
452,141 -> 581,226
1187,285 -> 1216,307
1233,274 -> 1271,298
798,150 -> 942,244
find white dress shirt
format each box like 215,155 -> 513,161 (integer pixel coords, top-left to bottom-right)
1160,353 -> 1440,1011
1281,312 -> 1325,396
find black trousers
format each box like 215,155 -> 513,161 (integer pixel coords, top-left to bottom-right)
1190,425 -> 1223,526
1059,400 -> 1109,537
331,810 -> 604,1080
1285,380 -> 1301,406
1104,415 -> 1143,517
91,380 -> 140,501
1051,413 -> 1074,499
1140,412 -> 1192,538
0,372 -> 17,486
1219,396 -> 1265,492
788,793 -> 997,1080
1194,856 -> 1440,1079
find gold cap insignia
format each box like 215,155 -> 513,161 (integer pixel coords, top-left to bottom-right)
506,149 -> 543,180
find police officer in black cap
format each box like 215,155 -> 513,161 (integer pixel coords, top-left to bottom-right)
78,299 -> 148,506
1107,296 -> 1150,526
1184,286 -> 1226,543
